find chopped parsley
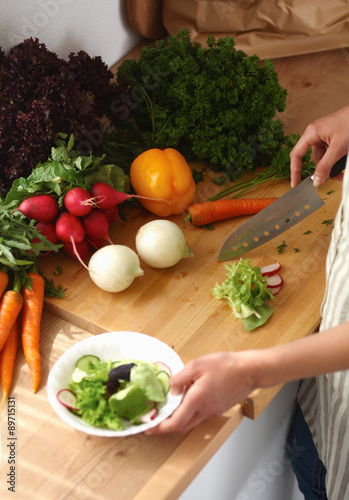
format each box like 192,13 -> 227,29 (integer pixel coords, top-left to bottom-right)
303,230 -> 312,235
213,176 -> 228,186
53,265 -> 63,276
191,169 -> 204,184
322,219 -> 333,226
277,240 -> 287,254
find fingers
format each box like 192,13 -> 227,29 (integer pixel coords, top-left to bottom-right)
146,364 -> 219,435
168,368 -> 192,396
311,144 -> 347,187
289,127 -> 322,187
290,107 -> 349,188
146,384 -> 207,435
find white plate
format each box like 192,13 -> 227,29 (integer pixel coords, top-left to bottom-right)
47,331 -> 184,437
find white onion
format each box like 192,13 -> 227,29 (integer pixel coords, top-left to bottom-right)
88,245 -> 144,292
136,220 -> 193,268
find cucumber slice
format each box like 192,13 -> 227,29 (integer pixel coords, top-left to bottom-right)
75,354 -> 100,371
157,371 -> 170,394
153,361 -> 172,376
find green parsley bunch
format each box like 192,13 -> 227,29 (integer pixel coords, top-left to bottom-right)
116,29 -> 287,179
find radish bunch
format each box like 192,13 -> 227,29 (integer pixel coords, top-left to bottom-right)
16,182 -> 140,261
260,262 -> 284,295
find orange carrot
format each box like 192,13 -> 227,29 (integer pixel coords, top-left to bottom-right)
185,198 -> 277,226
0,319 -> 19,407
21,272 -> 45,393
0,270 -> 9,299
0,289 -> 23,352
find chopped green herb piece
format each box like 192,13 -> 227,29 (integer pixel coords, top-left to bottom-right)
213,176 -> 228,186
293,248 -> 301,253
191,169 -> 204,183
303,230 -> 312,235
327,190 -> 335,195
322,219 -> 333,226
53,265 -> 63,276
285,218 -> 290,223
277,240 -> 287,254
205,224 -> 215,231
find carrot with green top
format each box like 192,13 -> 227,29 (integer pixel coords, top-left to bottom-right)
184,197 -> 278,226
0,280 -> 23,352
0,319 -> 19,407
21,272 -> 45,393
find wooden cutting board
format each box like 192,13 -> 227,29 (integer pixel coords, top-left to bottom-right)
40,170 -> 342,372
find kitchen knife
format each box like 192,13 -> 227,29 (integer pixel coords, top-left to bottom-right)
218,155 -> 347,262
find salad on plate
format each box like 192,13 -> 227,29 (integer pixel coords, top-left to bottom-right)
57,354 -> 172,431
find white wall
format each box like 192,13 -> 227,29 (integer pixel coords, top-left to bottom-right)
0,0 -> 142,67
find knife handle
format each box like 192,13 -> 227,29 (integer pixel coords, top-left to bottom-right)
329,155 -> 347,178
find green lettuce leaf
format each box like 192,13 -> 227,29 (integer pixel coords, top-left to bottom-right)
212,258 -> 274,331
130,362 -> 166,403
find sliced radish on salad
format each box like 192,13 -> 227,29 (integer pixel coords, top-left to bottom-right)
267,285 -> 282,295
260,262 -> 281,277
57,389 -> 79,411
138,407 -> 158,424
266,273 -> 283,288
153,361 -> 172,376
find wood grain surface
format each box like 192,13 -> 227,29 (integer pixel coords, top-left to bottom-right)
0,46 -> 348,500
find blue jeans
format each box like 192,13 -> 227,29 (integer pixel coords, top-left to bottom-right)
286,404 -> 328,500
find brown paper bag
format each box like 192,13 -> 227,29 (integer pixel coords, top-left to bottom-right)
162,0 -> 349,59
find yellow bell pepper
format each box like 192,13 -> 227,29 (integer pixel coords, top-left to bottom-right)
130,148 -> 196,217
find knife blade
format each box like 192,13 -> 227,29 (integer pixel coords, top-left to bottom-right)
218,155 -> 347,262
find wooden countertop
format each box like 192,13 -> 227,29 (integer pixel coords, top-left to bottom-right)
1,46 -> 348,500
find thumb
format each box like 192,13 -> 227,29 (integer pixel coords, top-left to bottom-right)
169,371 -> 188,396
313,147 -> 347,187
169,362 -> 198,395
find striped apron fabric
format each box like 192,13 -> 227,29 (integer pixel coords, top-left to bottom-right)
298,156 -> 349,499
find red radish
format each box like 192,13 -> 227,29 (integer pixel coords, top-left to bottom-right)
63,239 -> 89,261
260,262 -> 281,277
268,285 -> 282,295
102,205 -> 121,224
153,361 -> 172,376
81,209 -> 112,243
55,212 -> 85,243
32,221 -> 59,245
90,182 -> 168,210
56,389 -> 79,410
86,237 -> 105,250
64,187 -> 92,217
138,407 -> 158,423
266,273 -> 283,288
17,194 -> 59,222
